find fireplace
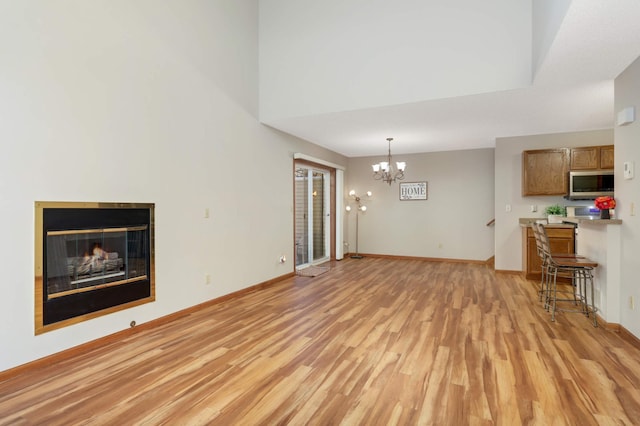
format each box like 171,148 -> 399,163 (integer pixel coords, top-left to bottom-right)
35,202 -> 155,334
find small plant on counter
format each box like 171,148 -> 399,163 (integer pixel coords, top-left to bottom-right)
544,204 -> 566,216
544,204 -> 566,223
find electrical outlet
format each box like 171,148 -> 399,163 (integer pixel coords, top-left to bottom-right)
530,205 -> 537,213
204,208 -> 210,219
205,274 -> 211,285
505,204 -> 512,212
630,296 -> 635,310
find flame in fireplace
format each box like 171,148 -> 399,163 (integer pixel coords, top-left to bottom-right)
80,243 -> 109,270
92,243 -> 107,259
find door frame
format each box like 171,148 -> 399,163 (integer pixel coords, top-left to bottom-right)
294,159 -> 336,265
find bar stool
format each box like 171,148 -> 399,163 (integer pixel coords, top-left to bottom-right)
534,223 -> 598,327
532,223 -> 580,306
530,223 -> 552,302
530,223 -> 585,303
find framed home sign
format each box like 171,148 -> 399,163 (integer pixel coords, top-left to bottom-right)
399,181 -> 428,200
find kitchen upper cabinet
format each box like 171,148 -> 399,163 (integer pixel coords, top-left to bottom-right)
600,145 -> 614,169
570,145 -> 614,170
522,148 -> 570,196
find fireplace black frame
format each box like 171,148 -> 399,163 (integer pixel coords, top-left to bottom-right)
35,202 -> 155,335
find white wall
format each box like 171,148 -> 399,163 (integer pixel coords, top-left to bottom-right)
532,0 -> 571,78
0,0 -> 347,372
259,0 -> 531,121
614,56 -> 640,337
494,129 -> 614,271
345,148 -> 495,261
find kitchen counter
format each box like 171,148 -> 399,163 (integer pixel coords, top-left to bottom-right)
518,218 -> 574,228
519,217 -> 622,226
562,217 -> 622,225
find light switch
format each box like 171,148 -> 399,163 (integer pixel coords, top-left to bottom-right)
624,161 -> 634,180
505,204 -> 512,212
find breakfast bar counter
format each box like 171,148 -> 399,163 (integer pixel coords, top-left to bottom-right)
520,217 -> 622,323
561,217 -> 622,225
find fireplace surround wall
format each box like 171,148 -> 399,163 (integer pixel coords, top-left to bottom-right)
35,202 -> 155,334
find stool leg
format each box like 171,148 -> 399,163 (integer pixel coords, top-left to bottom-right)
544,263 -> 552,311
551,268 -> 558,322
575,269 -> 585,313
580,269 -> 587,314
572,269 -> 579,306
588,269 -> 597,327
539,261 -> 545,302
582,269 -> 593,316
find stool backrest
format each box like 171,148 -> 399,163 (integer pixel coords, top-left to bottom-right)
530,223 -> 543,258
533,222 -> 552,260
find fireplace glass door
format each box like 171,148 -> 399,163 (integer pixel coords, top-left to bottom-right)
46,226 -> 148,298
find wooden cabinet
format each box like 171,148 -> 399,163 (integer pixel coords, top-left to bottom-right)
522,148 -> 570,196
570,145 -> 614,170
600,145 -> 614,169
522,225 -> 575,280
522,145 -> 614,197
570,147 -> 599,170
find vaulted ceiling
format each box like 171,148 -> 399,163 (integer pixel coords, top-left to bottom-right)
259,0 -> 640,156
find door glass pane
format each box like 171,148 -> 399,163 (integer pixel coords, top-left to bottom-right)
295,168 -> 309,266
312,171 -> 326,261
295,164 -> 330,267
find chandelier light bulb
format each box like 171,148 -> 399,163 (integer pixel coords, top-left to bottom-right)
349,189 -> 356,196
360,205 -> 367,212
345,205 -> 352,212
366,191 -> 372,197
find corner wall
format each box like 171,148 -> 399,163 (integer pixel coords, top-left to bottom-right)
614,56 -> 640,338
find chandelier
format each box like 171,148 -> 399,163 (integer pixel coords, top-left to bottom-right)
372,137 -> 406,185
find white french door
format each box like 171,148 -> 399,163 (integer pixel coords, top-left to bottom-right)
294,165 -> 330,267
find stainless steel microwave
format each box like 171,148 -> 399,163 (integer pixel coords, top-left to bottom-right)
566,170 -> 614,200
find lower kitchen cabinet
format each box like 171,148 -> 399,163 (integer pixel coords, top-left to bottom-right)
522,225 -> 575,280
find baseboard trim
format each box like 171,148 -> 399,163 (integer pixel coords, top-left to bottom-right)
616,324 -> 640,348
591,314 -> 640,350
0,271 -> 295,381
495,269 -> 524,275
350,252 -> 487,265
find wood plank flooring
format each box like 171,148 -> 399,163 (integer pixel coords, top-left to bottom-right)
1,258 -> 640,425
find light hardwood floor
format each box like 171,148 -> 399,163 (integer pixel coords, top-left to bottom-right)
1,258 -> 640,425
